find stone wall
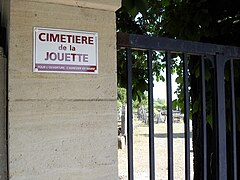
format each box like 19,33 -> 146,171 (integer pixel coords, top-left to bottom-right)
2,0 -> 120,179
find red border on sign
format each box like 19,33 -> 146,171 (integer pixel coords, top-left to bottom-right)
35,63 -> 97,73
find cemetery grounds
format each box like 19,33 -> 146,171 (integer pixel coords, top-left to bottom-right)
118,119 -> 194,180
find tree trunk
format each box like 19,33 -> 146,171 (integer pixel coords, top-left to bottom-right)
189,57 -> 203,180
189,56 -> 216,179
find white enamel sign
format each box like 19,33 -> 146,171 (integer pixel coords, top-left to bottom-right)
33,27 -> 98,74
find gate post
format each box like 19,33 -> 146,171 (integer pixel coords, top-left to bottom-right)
2,0 -> 121,179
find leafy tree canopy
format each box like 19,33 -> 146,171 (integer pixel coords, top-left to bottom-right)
117,0 -> 240,103
119,0 -> 240,45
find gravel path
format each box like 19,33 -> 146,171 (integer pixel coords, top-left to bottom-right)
118,122 -> 193,180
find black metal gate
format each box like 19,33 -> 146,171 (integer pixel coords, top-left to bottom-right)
117,32 -> 240,180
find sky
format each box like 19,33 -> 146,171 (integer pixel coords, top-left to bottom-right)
153,72 -> 178,101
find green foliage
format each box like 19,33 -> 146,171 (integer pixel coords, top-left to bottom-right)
117,49 -> 165,101
117,86 -> 148,112
117,87 -> 127,109
118,0 -> 240,128
119,0 -> 240,44
122,0 -> 148,17
132,94 -> 148,110
154,98 -> 166,110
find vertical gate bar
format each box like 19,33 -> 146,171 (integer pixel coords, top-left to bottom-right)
201,55 -> 207,180
183,53 -> 190,180
126,48 -> 134,180
147,50 -> 155,180
230,59 -> 237,180
6,48 -> 9,179
166,51 -> 174,180
212,57 -> 218,180
214,54 -> 227,180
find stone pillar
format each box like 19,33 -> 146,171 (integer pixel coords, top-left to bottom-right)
3,0 -> 121,179
0,47 -> 7,179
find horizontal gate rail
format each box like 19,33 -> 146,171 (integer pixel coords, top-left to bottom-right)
117,32 -> 240,58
